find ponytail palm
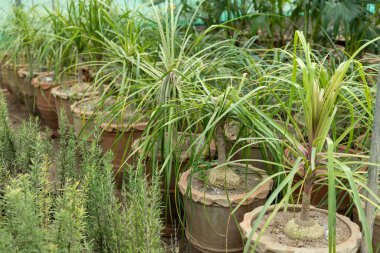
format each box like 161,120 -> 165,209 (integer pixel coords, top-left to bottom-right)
272,31 -> 380,243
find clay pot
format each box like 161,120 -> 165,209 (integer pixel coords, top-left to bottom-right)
178,164 -> 273,252
18,68 -> 51,115
100,121 -> 148,188
51,82 -> 98,127
71,97 -> 99,141
353,189 -> 380,252
133,133 -> 216,237
32,73 -> 60,133
240,204 -> 362,253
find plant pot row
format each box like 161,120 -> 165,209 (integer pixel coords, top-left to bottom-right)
0,67 -> 375,253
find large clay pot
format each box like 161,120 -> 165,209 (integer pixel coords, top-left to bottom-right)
71,97 -> 99,141
240,204 -> 362,253
178,164 -> 273,253
18,68 -> 50,115
133,133 -> 216,237
32,73 -> 60,133
100,121 -> 148,188
51,82 -> 97,127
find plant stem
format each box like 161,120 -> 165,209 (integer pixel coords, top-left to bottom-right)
78,54 -> 83,84
208,121 -> 241,189
216,121 -> 227,167
299,174 -> 314,223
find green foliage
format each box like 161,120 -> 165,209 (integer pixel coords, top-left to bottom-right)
82,143 -> 126,252
14,117 -> 42,173
1,175 -> 49,253
0,91 -> 15,170
52,183 -> 90,253
125,161 -> 163,253
57,113 -> 79,189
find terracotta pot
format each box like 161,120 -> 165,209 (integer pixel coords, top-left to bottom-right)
51,82 -> 97,127
353,189 -> 380,252
132,133 -> 216,237
240,204 -> 362,253
71,97 -> 99,141
100,121 -> 147,188
284,147 -> 367,213
32,73 -> 60,132
18,68 -> 51,115
178,164 -> 273,252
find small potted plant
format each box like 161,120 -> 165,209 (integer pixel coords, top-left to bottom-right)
178,84 -> 275,252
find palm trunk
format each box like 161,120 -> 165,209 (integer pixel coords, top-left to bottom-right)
216,121 -> 227,167
208,122 -> 240,189
299,175 -> 313,222
78,55 -> 83,85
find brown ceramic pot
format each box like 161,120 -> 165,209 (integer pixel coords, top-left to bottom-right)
18,68 -> 51,115
132,133 -> 216,237
51,82 -> 97,127
178,164 -> 273,253
240,204 -> 362,253
100,121 -> 147,188
32,73 -> 60,132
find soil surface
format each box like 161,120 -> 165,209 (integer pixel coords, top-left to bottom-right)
256,210 -> 351,248
191,166 -> 263,195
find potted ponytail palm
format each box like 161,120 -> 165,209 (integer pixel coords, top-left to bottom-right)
178,83 -> 275,252
240,31 -> 379,253
47,0 -> 99,127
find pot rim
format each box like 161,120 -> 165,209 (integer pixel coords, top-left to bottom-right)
100,121 -> 148,133
70,97 -> 101,118
239,204 -> 362,253
178,164 -> 273,207
51,82 -> 98,100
